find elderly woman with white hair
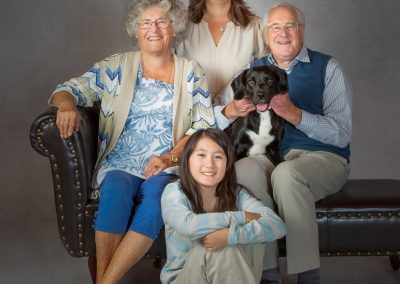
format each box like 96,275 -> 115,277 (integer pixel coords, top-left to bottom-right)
49,0 -> 215,282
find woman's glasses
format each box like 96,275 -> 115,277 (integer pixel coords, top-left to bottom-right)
138,18 -> 173,30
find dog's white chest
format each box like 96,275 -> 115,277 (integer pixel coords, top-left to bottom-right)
246,111 -> 275,156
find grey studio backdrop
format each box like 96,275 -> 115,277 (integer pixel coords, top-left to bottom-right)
0,0 -> 399,283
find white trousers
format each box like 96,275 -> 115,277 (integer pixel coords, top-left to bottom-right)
235,150 -> 350,274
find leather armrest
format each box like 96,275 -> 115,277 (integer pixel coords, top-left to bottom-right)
30,106 -> 98,257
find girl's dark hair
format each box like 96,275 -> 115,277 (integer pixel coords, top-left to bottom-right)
188,0 -> 257,28
179,128 -> 237,214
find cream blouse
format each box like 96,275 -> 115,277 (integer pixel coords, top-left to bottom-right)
177,18 -> 265,100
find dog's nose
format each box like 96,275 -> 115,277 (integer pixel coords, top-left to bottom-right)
257,93 -> 265,100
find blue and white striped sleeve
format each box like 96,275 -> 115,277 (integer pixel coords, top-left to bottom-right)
161,182 -> 246,241
228,189 -> 286,245
213,63 -> 251,130
296,58 -> 352,147
213,84 -> 235,130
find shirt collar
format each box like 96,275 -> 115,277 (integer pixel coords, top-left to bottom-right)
267,45 -> 309,73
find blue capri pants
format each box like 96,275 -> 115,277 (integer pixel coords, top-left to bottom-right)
94,170 -> 177,240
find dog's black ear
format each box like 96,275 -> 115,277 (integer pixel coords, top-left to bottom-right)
271,65 -> 288,93
231,69 -> 248,100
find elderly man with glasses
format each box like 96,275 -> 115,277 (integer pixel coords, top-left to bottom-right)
214,2 -> 352,284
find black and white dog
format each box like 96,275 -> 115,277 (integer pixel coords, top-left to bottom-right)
224,65 -> 288,165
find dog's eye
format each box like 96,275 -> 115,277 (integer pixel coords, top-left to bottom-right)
267,79 -> 273,85
248,80 -> 256,86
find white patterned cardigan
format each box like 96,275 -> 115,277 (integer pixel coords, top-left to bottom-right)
50,51 -> 216,188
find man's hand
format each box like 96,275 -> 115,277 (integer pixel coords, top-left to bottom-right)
223,98 -> 256,120
202,228 -> 229,251
270,93 -> 302,126
56,101 -> 80,138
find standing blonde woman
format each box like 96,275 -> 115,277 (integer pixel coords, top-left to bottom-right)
49,0 -> 215,282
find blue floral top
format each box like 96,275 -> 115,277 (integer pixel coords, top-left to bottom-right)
97,65 -> 174,182
51,52 -> 216,191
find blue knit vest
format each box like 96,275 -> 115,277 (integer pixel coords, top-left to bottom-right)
251,49 -> 350,162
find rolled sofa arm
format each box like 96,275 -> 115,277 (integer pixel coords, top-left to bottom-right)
30,106 -> 98,257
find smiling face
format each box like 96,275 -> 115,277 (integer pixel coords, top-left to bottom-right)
265,6 -> 304,68
136,5 -> 174,56
189,136 -> 227,193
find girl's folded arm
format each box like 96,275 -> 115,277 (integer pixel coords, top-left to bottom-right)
228,190 -> 286,245
161,183 -> 246,241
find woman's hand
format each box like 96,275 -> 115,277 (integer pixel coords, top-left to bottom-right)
202,228 -> 229,251
223,98 -> 256,120
144,155 -> 171,179
52,90 -> 80,138
245,211 -> 261,223
56,101 -> 80,138
144,137 -> 187,178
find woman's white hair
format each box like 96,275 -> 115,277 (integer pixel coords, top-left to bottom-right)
126,0 -> 187,50
263,2 -> 305,27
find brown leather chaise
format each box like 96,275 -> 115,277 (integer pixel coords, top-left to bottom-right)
30,107 -> 400,282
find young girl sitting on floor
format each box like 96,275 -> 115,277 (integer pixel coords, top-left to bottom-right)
161,128 -> 286,284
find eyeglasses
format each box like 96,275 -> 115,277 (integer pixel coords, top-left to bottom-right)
138,18 -> 173,30
267,22 -> 302,33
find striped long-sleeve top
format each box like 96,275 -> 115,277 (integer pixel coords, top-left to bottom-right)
160,181 -> 286,284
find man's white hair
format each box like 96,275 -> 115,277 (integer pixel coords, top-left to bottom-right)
263,2 -> 305,27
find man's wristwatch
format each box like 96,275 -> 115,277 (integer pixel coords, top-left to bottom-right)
169,153 -> 179,165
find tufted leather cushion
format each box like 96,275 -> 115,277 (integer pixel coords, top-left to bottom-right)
316,179 -> 400,256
